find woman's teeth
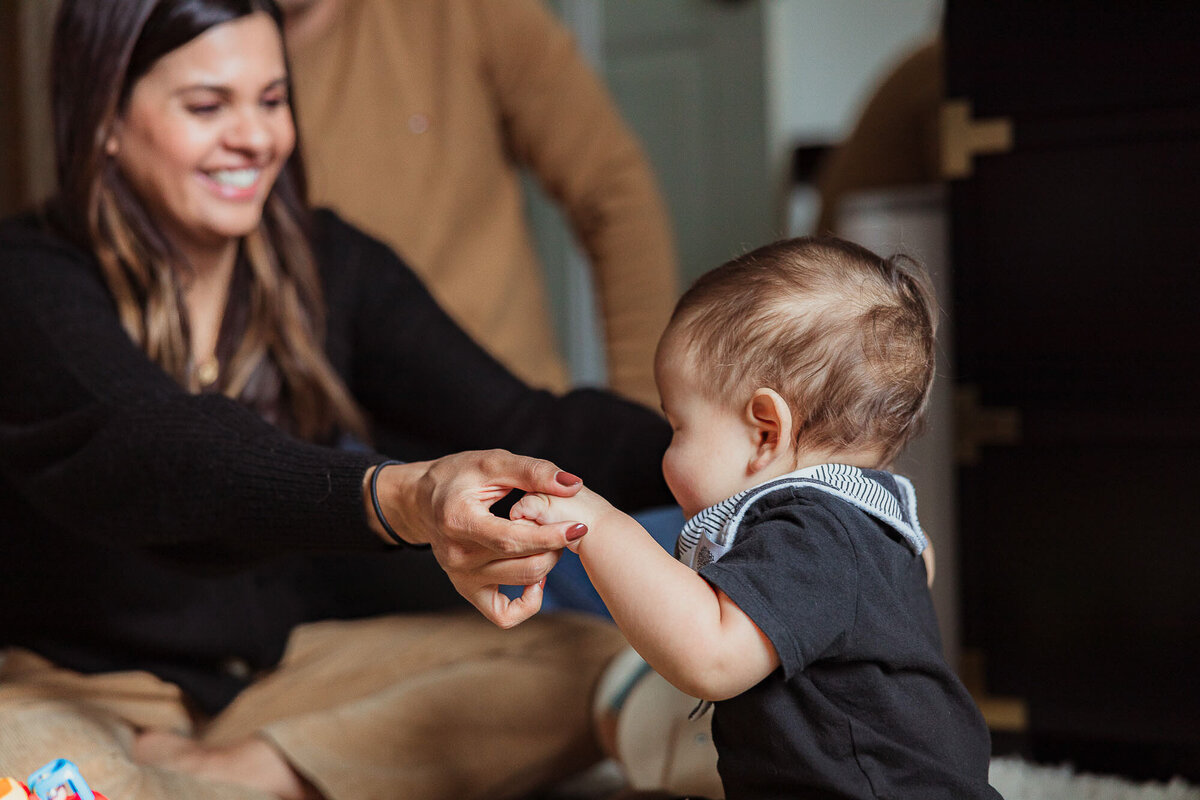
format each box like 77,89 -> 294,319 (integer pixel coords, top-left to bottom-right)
209,168 -> 259,189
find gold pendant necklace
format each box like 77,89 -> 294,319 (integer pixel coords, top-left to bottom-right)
196,355 -> 220,387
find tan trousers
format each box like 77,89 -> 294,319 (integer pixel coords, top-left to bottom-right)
0,611 -> 626,800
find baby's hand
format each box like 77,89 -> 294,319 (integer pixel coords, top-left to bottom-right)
510,487 -> 613,552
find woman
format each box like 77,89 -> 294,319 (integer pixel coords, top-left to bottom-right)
0,1 -> 672,797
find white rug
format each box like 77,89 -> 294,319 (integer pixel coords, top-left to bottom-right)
550,755 -> 1200,798
990,757 -> 1200,800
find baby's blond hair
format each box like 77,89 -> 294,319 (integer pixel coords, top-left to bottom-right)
662,237 -> 938,467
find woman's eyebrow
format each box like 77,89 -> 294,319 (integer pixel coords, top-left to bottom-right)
175,84 -> 231,97
174,76 -> 289,96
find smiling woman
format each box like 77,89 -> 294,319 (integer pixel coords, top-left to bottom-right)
108,14 -> 294,257
0,1 -> 676,798
106,12 -> 302,395
57,0 -> 360,426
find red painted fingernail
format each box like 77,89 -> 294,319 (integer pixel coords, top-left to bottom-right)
556,471 -> 582,486
566,523 -> 588,541
540,577 -> 547,589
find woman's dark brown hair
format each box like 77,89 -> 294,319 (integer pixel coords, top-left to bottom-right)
50,0 -> 366,441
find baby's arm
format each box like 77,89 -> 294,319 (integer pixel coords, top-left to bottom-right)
512,489 -> 780,700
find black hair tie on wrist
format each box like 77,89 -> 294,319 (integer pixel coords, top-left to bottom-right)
371,459 -> 431,549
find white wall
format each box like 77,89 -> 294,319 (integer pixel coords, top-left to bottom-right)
764,0 -> 943,181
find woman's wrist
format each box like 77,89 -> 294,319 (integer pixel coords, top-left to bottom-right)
362,460 -> 432,548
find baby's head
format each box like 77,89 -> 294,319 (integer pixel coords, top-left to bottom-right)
655,236 -> 937,515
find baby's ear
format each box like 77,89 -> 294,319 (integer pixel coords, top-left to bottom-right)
746,388 -> 793,474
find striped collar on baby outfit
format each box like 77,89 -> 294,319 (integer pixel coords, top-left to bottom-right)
675,463 -> 927,572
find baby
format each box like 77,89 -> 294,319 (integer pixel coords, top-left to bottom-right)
512,237 -> 1001,799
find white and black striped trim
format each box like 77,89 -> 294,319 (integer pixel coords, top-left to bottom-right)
676,464 -> 926,571
674,492 -> 741,559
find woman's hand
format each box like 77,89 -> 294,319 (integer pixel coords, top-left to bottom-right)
364,450 -> 589,628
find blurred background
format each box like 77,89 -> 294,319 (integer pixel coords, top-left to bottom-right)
3,0 -> 1198,788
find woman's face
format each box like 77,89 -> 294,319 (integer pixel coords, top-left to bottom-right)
108,12 -> 295,263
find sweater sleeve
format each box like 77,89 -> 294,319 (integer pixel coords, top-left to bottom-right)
470,0 -> 678,407
315,211 -> 674,514
0,217 -> 382,565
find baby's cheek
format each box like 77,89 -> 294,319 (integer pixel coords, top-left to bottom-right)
661,451 -> 686,504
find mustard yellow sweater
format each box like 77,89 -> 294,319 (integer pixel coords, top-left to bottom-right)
289,0 -> 677,404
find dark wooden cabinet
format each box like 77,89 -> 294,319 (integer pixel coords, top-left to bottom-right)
945,0 -> 1200,780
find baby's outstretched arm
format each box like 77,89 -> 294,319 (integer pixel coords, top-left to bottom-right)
512,489 -> 779,701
